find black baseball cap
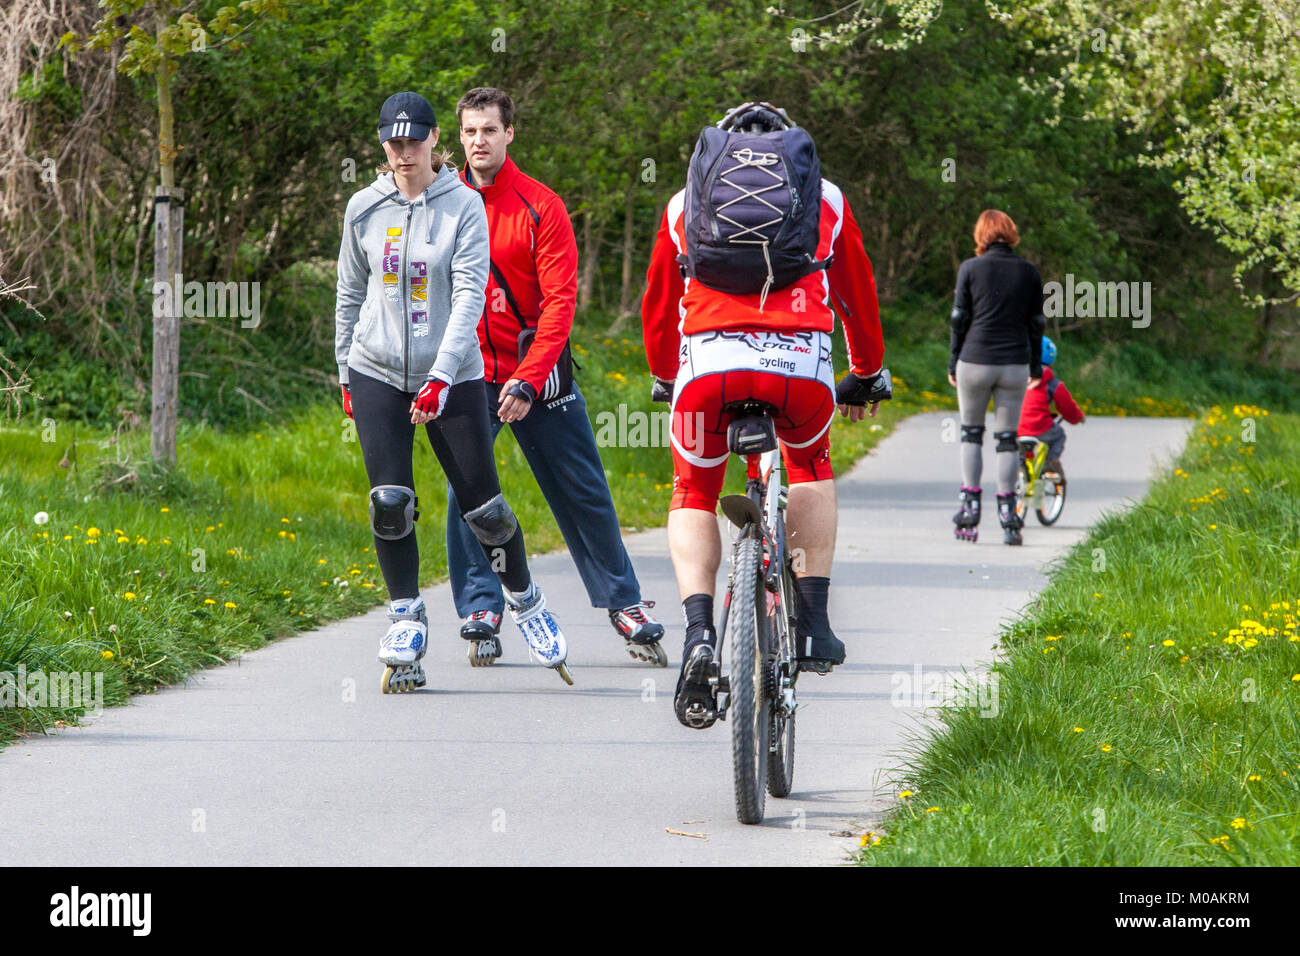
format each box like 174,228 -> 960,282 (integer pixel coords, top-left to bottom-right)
378,91 -> 437,143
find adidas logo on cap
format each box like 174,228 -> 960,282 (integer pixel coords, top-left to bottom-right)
396,110 -> 409,119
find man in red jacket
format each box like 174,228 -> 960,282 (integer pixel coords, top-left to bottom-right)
642,102 -> 888,729
446,87 -> 665,668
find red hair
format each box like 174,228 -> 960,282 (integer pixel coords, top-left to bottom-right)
973,209 -> 1020,255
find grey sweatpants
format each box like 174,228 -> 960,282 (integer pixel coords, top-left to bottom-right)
956,359 -> 1029,495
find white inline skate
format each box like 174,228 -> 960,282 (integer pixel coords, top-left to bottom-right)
506,582 -> 572,685
378,596 -> 428,694
461,609 -> 503,667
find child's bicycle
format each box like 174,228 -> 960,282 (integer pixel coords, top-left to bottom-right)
712,401 -> 802,825
1014,414 -> 1066,526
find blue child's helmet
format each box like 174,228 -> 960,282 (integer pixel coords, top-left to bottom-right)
1041,335 -> 1057,367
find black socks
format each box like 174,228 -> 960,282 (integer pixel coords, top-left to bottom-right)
795,576 -> 831,639
682,593 -> 715,648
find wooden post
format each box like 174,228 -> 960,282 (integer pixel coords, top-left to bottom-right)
151,186 -> 183,465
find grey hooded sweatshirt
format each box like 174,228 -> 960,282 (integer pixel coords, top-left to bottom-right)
335,165 -> 489,392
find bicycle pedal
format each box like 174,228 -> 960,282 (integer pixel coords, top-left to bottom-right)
796,659 -> 835,675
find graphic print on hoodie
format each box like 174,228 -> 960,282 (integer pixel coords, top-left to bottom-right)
334,165 -> 491,392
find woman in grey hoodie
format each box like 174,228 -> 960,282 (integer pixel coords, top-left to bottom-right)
335,91 -> 571,691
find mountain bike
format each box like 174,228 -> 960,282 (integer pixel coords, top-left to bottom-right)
1015,415 -> 1066,526
713,402 -> 801,825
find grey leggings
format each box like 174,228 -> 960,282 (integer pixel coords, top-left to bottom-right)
956,359 -> 1029,495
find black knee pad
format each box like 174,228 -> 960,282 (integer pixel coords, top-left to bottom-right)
463,493 -> 519,547
994,430 -> 1018,453
370,485 -> 418,540
960,424 -> 985,444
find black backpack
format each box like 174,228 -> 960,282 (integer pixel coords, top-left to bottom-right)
678,123 -> 828,306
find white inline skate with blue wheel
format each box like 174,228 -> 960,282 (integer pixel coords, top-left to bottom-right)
378,596 -> 428,694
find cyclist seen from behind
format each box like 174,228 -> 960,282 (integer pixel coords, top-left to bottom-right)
641,102 -> 888,730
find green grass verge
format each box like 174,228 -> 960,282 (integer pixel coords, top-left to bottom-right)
858,402 -> 1300,865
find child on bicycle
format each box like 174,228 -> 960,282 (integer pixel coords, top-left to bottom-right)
1016,336 -> 1085,477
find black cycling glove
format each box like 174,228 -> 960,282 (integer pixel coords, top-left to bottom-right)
835,368 -> 893,406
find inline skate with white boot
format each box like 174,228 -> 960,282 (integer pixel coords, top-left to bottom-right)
378,596 -> 428,694
506,581 -> 572,685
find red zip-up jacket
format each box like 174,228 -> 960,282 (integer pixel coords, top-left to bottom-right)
641,179 -> 884,381
1018,367 -> 1084,435
461,156 -> 578,392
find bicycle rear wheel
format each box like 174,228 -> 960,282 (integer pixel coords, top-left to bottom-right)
766,560 -> 797,799
1014,461 -> 1031,522
728,535 -> 769,824
1036,470 -> 1067,525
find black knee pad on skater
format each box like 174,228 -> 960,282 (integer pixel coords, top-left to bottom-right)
994,430 -> 1018,453
370,485 -> 418,540
463,492 -> 518,546
961,424 -> 985,444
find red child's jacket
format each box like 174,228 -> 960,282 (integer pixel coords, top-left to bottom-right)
460,156 -> 578,393
1019,367 -> 1084,435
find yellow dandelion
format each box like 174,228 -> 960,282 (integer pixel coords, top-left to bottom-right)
1072,727 -> 1084,733
123,591 -> 137,600
204,599 -> 216,605
281,517 -> 291,524
101,650 -> 114,660
898,790 -> 914,799
924,807 -> 940,813
224,602 -> 237,609
1230,818 -> 1247,830
318,558 -> 327,565
1162,639 -> 1175,646
86,527 -> 100,538
1247,774 -> 1261,782
1101,744 -> 1112,752
160,507 -> 170,512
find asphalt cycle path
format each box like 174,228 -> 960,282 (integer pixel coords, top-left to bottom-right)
0,412 -> 1192,866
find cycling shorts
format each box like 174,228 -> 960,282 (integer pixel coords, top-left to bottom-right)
669,329 -> 837,511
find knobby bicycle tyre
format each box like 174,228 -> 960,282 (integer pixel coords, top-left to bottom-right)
766,558 -> 797,799
728,534 -> 769,824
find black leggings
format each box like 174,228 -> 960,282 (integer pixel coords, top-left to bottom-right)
348,368 -> 530,600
